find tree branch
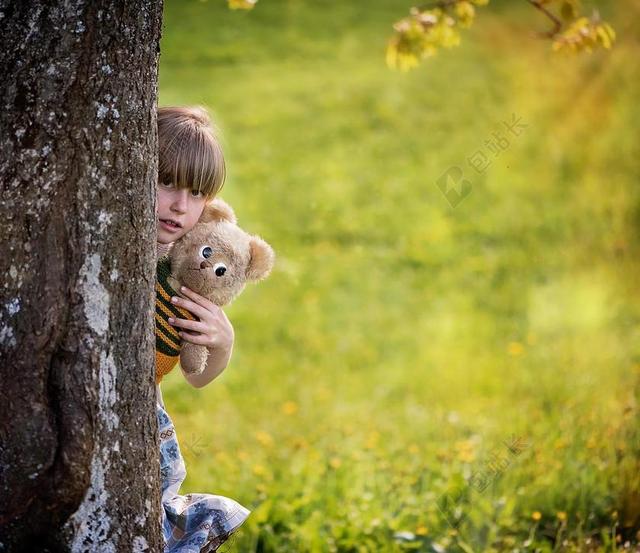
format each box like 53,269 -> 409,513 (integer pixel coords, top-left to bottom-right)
526,0 -> 563,38
413,0 -> 565,40
415,0 -> 461,12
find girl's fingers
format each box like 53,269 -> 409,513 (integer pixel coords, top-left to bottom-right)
179,330 -> 209,346
178,286 -> 216,312
170,295 -> 210,320
168,317 -> 207,333
178,285 -> 205,303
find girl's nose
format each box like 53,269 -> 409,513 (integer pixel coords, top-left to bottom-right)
171,189 -> 189,213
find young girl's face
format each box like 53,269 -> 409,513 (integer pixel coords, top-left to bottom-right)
156,181 -> 208,244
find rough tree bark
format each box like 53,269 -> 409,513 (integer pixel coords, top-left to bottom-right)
0,1 -> 163,551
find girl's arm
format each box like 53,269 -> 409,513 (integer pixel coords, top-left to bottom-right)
167,285 -> 236,389
180,338 -> 234,388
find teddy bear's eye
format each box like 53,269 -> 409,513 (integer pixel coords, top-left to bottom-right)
200,246 -> 213,259
213,262 -> 227,277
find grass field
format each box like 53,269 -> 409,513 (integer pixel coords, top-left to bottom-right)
158,1 -> 640,551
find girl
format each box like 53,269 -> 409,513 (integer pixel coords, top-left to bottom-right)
155,105 -> 251,552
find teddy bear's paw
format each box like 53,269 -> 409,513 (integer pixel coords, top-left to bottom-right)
181,364 -> 205,376
181,344 -> 209,376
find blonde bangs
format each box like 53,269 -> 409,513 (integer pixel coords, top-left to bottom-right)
158,106 -> 226,198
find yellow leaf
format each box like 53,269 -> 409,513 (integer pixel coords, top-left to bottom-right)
228,0 -> 257,9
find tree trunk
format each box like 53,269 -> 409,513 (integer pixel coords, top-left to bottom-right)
0,1 -> 163,551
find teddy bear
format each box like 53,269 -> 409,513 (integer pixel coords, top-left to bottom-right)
155,198 -> 275,383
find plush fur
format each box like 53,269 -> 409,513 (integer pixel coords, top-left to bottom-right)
166,198 -> 275,376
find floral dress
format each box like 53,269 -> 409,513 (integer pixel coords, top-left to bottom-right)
157,384 -> 251,552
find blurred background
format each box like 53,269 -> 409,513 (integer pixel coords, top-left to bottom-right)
158,1 -> 640,550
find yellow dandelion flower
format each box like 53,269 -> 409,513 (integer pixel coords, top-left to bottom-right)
329,457 -> 342,469
252,464 -> 267,476
458,449 -> 476,463
507,341 -> 525,356
408,443 -> 420,454
556,511 -> 567,521
255,430 -> 274,447
416,525 -> 429,536
281,401 -> 298,415
454,439 -> 476,462
454,439 -> 473,451
365,431 -> 380,449
236,449 -> 249,461
532,511 -> 542,521
586,436 -> 597,449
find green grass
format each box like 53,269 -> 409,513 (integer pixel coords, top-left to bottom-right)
158,1 -> 640,550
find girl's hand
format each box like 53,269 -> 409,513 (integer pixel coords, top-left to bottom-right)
168,286 -> 234,352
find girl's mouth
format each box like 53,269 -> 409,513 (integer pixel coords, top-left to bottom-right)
159,219 -> 182,232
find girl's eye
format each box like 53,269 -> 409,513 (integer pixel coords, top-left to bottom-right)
160,181 -> 175,188
200,246 -> 213,259
213,262 -> 227,277
191,189 -> 203,197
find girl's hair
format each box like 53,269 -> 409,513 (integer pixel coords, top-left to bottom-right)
157,105 -> 226,199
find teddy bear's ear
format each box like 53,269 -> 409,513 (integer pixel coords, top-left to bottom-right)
245,236 -> 275,282
199,198 -> 237,224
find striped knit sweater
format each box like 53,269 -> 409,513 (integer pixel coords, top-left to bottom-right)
155,256 -> 197,384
